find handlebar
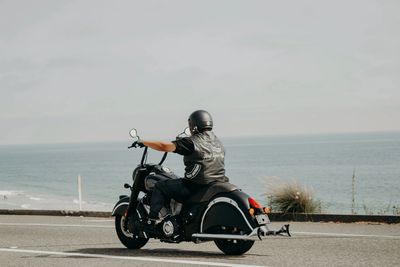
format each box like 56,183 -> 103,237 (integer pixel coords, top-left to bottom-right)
129,144 -> 168,167
128,140 -> 143,149
140,147 -> 148,166
127,128 -> 187,166
159,152 -> 168,165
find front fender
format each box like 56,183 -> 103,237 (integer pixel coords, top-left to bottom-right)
111,196 -> 130,216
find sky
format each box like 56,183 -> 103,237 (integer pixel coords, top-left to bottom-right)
1,0 -> 399,144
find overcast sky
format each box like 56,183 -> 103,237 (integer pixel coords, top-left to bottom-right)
1,0 -> 399,144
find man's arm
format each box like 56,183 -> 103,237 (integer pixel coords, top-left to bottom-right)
141,140 -> 176,152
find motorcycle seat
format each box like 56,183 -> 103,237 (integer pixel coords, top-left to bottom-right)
185,182 -> 239,204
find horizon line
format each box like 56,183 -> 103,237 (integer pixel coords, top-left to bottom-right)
1,129 -> 400,147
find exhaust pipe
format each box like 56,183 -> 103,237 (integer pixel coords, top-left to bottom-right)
192,224 -> 291,242
192,233 -> 259,241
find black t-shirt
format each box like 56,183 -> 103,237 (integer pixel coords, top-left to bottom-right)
172,137 -> 194,156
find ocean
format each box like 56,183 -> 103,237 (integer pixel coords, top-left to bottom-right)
1,132 -> 399,214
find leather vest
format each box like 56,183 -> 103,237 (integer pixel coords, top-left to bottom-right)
183,131 -> 229,184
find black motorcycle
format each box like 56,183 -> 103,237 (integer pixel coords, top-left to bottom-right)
112,128 -> 290,255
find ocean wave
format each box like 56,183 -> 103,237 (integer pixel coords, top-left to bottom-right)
0,190 -> 24,197
29,197 -> 42,201
0,189 -> 113,211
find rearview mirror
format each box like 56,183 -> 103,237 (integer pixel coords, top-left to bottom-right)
129,128 -> 138,138
176,127 -> 191,139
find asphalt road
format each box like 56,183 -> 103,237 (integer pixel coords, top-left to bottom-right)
0,215 -> 399,267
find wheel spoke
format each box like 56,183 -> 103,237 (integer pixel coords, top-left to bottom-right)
120,216 -> 134,238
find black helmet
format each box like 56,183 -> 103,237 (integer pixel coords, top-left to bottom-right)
188,110 -> 213,133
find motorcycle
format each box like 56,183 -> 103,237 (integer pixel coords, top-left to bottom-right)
112,128 -> 290,255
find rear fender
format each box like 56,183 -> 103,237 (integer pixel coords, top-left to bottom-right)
200,191 -> 257,233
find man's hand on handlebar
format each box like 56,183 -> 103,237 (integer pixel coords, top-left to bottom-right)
128,138 -> 176,152
135,139 -> 146,148
128,139 -> 146,149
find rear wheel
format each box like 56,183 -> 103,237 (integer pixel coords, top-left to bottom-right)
213,226 -> 255,255
115,215 -> 148,249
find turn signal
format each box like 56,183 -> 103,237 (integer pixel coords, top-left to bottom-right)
249,208 -> 255,216
248,197 -> 261,209
263,207 -> 270,214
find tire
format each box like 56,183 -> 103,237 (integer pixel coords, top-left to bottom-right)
213,226 -> 254,255
115,215 -> 148,249
215,239 -> 254,255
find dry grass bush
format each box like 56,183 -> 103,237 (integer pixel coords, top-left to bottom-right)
265,179 -> 321,214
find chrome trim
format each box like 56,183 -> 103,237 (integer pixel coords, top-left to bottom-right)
200,197 -> 253,233
192,233 -> 258,241
193,225 -> 270,241
135,208 -> 148,239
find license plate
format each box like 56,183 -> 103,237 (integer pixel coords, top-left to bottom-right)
255,214 -> 270,225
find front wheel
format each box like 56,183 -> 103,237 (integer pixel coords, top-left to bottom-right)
115,215 -> 148,249
213,226 -> 254,255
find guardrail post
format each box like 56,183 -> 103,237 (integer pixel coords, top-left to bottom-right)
78,175 -> 82,211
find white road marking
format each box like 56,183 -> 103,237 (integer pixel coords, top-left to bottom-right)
0,222 -> 112,228
0,248 -> 266,267
292,231 -> 400,239
83,219 -> 114,222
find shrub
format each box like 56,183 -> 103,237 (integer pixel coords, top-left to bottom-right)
265,180 -> 321,214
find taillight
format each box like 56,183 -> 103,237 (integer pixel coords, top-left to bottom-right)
248,197 -> 261,209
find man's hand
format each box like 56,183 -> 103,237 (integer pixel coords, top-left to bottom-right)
134,139 -> 145,148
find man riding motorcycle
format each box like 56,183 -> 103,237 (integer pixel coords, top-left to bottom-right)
133,110 -> 229,224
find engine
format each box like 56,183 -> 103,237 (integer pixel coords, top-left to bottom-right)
161,216 -> 181,239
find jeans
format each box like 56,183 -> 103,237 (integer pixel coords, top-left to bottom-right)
148,178 -> 192,220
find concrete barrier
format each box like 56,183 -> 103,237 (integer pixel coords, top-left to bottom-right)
269,212 -> 400,224
0,209 -> 399,223
0,209 -> 111,217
